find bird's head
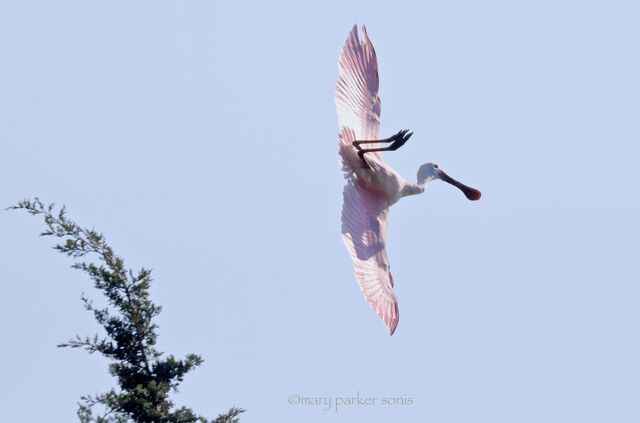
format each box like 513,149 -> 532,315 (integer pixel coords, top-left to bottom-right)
418,163 -> 481,201
417,163 -> 440,184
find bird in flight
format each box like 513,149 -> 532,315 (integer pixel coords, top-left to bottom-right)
335,25 -> 481,335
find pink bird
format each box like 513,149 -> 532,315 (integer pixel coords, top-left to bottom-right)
335,25 -> 481,335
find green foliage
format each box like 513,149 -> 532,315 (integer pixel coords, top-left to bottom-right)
11,198 -> 243,423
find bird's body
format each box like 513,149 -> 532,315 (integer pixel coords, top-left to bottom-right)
355,156 -> 425,204
335,25 -> 480,335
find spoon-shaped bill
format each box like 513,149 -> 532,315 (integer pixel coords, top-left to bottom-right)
438,170 -> 481,201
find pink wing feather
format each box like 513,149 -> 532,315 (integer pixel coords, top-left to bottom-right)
341,178 -> 399,334
335,25 -> 399,335
335,25 -> 383,173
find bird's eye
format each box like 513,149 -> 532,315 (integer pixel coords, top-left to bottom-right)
434,164 -> 439,168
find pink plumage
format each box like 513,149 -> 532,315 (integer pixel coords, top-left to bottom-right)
335,25 -> 399,335
334,25 -> 481,335
335,25 -> 382,172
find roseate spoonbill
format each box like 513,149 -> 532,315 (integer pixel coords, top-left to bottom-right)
335,25 -> 481,335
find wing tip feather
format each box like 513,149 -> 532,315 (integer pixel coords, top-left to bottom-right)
388,303 -> 399,335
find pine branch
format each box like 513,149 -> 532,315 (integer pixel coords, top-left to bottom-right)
10,198 -> 244,423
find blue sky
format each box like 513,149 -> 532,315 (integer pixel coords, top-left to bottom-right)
1,1 -> 639,422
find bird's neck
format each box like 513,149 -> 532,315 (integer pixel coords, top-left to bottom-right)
401,172 -> 437,198
401,182 -> 426,197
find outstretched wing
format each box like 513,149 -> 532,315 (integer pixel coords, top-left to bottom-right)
341,178 -> 399,335
335,25 -> 383,173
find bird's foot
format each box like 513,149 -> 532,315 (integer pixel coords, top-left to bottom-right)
352,129 -> 411,150
388,129 -> 413,150
351,129 -> 413,167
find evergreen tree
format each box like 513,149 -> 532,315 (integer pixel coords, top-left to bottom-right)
11,198 -> 243,423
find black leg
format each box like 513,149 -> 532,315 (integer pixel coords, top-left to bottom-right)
357,150 -> 372,168
352,129 -> 411,150
354,130 -> 413,168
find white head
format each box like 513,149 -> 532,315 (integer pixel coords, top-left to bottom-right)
417,163 -> 441,185
417,163 -> 481,201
